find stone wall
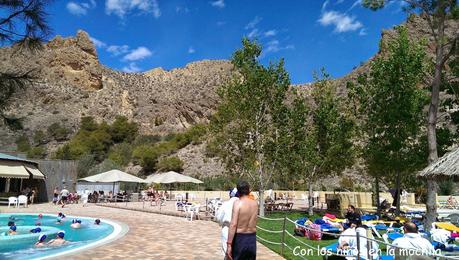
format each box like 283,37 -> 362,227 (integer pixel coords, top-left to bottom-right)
35,159 -> 78,202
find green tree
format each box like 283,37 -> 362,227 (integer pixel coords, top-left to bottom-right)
132,145 -> 160,173
15,134 -> 30,152
108,143 -> 133,167
0,1 -> 51,126
288,70 -> 355,215
363,0 -> 458,230
77,153 -> 97,178
348,27 -> 428,215
157,156 -> 184,172
109,115 -> 138,143
88,159 -> 121,177
210,39 -> 290,216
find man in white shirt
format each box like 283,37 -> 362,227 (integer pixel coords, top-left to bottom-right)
338,220 -> 379,260
216,188 -> 239,258
391,222 -> 435,258
60,187 -> 70,208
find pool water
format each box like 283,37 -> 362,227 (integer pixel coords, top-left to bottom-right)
0,213 -> 115,259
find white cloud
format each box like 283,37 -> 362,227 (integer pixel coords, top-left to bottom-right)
322,0 -> 329,11
348,0 -> 361,11
318,11 -> 362,33
245,16 -> 262,30
188,46 -> 195,54
105,0 -> 161,19
67,2 -> 88,16
247,28 -> 259,38
264,30 -> 277,37
216,21 -> 226,26
264,40 -> 294,55
122,62 -> 142,73
107,45 -> 130,56
359,28 -> 367,36
210,0 -> 225,8
90,37 -> 107,48
66,1 -> 96,16
123,46 -> 153,61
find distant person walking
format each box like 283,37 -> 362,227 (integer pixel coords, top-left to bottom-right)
60,186 -> 69,208
226,181 -> 258,260
216,188 -> 239,258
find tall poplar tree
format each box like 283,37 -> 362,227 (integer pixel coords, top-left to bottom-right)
210,39 -> 290,216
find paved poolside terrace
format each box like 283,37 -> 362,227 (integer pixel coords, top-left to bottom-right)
0,203 -> 282,260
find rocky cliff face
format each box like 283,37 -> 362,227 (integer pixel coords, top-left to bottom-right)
0,30 -> 233,152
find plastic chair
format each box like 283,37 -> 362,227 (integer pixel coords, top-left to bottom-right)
184,204 -> 194,221
17,195 -> 28,207
8,197 -> 17,208
193,204 -> 201,220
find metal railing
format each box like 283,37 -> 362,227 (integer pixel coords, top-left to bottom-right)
256,215 -> 459,259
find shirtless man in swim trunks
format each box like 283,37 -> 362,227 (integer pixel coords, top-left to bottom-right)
226,181 -> 258,260
47,231 -> 67,246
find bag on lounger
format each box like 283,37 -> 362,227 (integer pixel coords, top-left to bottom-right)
306,224 -> 322,241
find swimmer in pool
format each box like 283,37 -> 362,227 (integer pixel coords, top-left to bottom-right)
70,219 -> 81,229
94,219 -> 101,225
7,221 -> 15,227
8,225 -> 17,235
30,227 -> 42,233
57,212 -> 65,219
35,234 -> 47,247
38,214 -> 43,219
47,231 -> 67,246
56,218 -> 62,224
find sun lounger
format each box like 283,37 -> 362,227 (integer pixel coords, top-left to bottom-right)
387,233 -> 403,241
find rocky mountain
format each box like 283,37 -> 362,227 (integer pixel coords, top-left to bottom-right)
0,15 -> 456,190
0,30 -> 233,151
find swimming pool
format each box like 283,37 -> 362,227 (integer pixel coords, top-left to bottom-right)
0,213 -> 127,259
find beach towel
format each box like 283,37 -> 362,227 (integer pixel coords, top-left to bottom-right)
375,223 -> 388,230
295,217 -> 308,226
361,214 -> 378,221
314,218 -> 326,225
324,213 -> 336,220
435,222 -> 459,232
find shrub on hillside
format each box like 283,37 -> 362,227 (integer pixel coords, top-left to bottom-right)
110,115 -> 138,143
47,122 -> 70,141
27,146 -> 46,159
80,116 -> 98,131
15,134 -> 30,152
132,145 -> 160,172
33,130 -> 47,145
108,143 -> 132,167
156,156 -> 184,172
132,135 -> 162,146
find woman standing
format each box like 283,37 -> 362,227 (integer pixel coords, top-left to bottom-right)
53,187 -> 59,205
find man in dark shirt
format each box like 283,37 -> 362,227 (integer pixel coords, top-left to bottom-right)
344,205 -> 361,229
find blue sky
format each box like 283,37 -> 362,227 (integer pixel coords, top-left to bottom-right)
47,0 -> 408,84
